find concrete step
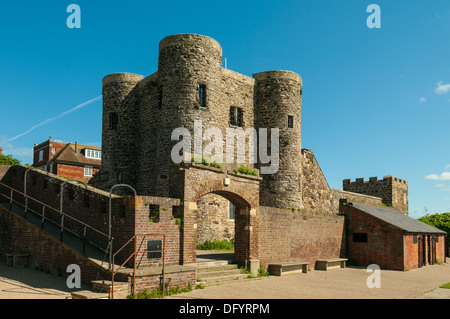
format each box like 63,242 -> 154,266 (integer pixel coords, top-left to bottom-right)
197,268 -> 242,279
71,280 -> 129,299
71,290 -> 110,299
194,259 -> 231,269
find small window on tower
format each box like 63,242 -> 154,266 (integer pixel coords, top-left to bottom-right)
230,106 -> 236,126
198,84 -> 207,108
229,106 -> 243,127
158,87 -> 163,110
109,112 -> 118,131
287,115 -> 294,129
237,108 -> 244,127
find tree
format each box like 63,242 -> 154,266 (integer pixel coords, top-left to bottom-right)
418,212 -> 450,245
0,153 -> 21,166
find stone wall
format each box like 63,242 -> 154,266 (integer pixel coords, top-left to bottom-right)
301,149 -> 382,214
343,176 -> 408,215
196,193 -> 234,244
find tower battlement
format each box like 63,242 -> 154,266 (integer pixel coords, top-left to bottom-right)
343,176 -> 408,215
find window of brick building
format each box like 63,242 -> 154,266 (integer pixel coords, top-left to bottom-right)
109,112 -> 118,131
85,149 -> 101,159
198,84 -> 207,108
84,166 -> 93,177
353,233 -> 368,243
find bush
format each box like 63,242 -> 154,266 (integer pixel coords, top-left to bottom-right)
418,212 -> 450,245
0,154 -> 20,166
196,238 -> 235,251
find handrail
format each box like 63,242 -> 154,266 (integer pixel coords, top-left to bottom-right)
0,181 -> 110,254
111,234 -> 165,299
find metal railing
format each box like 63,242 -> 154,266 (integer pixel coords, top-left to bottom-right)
111,234 -> 166,299
0,181 -> 112,257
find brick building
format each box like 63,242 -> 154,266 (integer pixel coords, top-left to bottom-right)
33,138 -> 101,183
342,201 -> 446,270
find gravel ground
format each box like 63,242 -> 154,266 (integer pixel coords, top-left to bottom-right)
0,261 -> 449,299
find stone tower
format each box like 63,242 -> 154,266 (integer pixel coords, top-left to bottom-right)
100,72 -> 144,192
254,71 -> 303,209
343,176 -> 409,215
96,34 -> 304,209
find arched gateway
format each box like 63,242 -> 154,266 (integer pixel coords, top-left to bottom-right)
173,163 -> 260,267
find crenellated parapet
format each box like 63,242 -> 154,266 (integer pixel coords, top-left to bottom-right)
343,176 -> 408,215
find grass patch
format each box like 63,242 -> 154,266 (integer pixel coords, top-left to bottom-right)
440,282 -> 450,289
127,283 -> 193,299
196,239 -> 234,251
234,166 -> 258,176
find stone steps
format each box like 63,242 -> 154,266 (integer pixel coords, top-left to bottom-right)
71,280 -> 129,299
195,262 -> 268,287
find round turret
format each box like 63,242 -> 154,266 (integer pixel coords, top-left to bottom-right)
98,72 -> 144,191
254,70 -> 303,208
152,34 -> 226,195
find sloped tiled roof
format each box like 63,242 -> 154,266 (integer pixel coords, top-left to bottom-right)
50,143 -> 101,167
351,203 -> 446,234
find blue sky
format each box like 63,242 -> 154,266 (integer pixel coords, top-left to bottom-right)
0,1 -> 449,218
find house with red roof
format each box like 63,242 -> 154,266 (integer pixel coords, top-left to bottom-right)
32,138 -> 101,184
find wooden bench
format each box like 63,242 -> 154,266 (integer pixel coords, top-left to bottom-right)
315,258 -> 347,271
5,254 -> 29,268
268,261 -> 310,276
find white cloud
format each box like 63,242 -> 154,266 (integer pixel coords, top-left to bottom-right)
435,81 -> 450,95
425,172 -> 450,180
435,184 -> 446,187
419,97 -> 427,103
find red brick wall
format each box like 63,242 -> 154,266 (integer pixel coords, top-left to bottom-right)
0,165 -> 181,269
132,196 -> 182,267
345,206 -> 405,270
133,270 -> 196,295
0,205 -> 111,282
56,163 -> 100,183
257,206 -> 346,270
404,234 -> 446,269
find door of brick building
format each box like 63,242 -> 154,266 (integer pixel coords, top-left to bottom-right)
430,236 -> 436,265
418,235 -> 425,267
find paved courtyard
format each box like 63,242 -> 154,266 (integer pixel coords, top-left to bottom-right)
0,261 -> 449,299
